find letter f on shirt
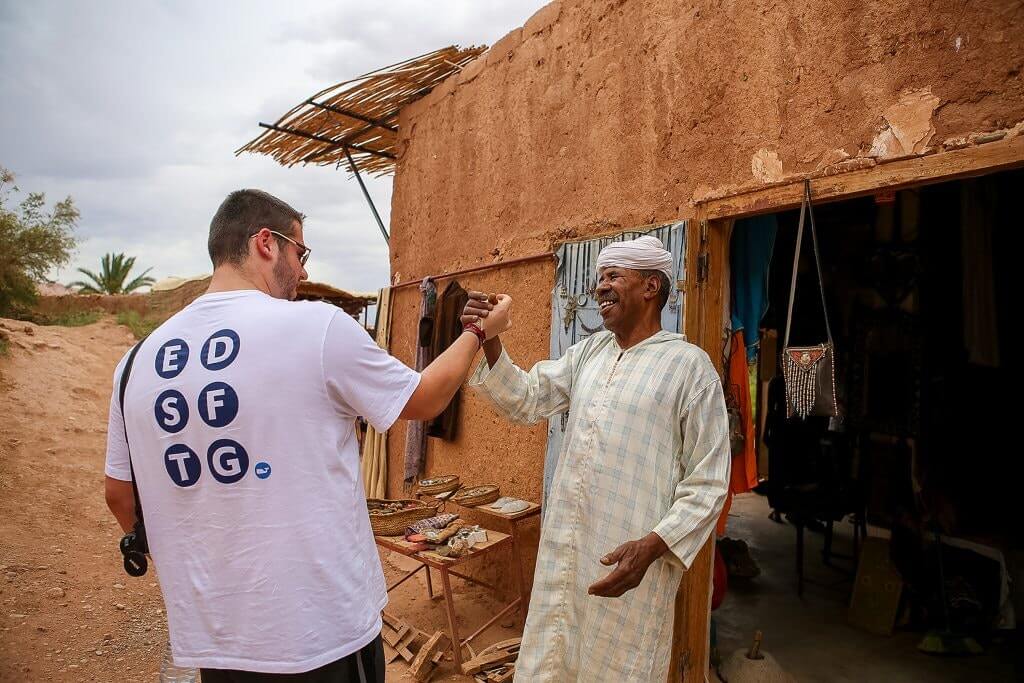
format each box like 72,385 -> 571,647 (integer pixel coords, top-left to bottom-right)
206,388 -> 226,422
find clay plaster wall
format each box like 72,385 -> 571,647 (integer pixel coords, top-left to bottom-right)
383,0 -> 1024,580
31,278 -> 214,326
31,293 -> 150,319
386,262 -> 552,595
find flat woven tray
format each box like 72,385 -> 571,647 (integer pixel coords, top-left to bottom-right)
451,484 -> 500,507
417,474 -> 461,496
368,498 -> 440,536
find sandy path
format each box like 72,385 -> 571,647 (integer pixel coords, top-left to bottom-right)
0,318 -> 165,682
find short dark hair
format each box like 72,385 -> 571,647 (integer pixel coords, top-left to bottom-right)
639,270 -> 672,310
208,189 -> 304,266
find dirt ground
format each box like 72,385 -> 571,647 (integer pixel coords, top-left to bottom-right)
0,318 -> 517,682
0,317 -> 164,682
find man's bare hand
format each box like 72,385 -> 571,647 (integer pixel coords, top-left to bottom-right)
588,532 -> 669,598
461,290 -> 493,326
462,291 -> 512,339
480,294 -> 512,339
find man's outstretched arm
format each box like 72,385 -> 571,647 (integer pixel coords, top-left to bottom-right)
463,290 -> 576,425
399,294 -> 513,421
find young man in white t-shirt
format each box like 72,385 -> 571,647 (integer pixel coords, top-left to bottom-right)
103,189 -> 512,682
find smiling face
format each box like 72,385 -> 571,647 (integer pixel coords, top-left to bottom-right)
595,266 -> 662,336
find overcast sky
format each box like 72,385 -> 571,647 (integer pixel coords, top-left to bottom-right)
0,1 -> 548,293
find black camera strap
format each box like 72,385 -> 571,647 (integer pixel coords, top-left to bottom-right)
118,338 -> 148,560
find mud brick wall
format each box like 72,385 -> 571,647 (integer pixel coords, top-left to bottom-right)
385,0 -> 1024,586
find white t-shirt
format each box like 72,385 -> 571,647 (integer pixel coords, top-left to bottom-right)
105,290 -> 420,673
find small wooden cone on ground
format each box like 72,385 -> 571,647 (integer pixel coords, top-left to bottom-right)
719,630 -> 796,683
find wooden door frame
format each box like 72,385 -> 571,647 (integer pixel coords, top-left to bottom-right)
669,134 -> 1024,681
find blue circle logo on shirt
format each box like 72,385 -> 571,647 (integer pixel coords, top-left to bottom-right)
155,339 -> 189,379
254,462 -> 272,479
198,381 -> 239,428
201,329 -> 240,371
154,389 -> 189,433
207,439 -> 249,484
164,444 -> 201,487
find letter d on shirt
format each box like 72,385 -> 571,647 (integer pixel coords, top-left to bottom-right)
202,330 -> 240,371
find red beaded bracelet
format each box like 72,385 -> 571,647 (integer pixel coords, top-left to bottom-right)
464,322 -> 486,347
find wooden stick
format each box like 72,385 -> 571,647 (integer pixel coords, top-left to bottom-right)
306,100 -> 398,132
391,251 -> 556,291
747,630 -> 764,660
256,122 -> 395,159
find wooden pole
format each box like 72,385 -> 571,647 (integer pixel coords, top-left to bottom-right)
391,251 -> 556,291
306,100 -> 399,132
302,122 -> 379,163
257,122 -> 395,160
343,146 -> 390,244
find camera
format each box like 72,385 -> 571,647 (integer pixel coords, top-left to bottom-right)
119,522 -> 149,577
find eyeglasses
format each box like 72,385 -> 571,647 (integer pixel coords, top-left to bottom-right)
251,229 -> 311,266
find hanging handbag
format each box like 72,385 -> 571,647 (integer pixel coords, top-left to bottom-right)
781,180 -> 839,418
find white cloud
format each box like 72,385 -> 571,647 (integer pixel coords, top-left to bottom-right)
0,0 -> 548,292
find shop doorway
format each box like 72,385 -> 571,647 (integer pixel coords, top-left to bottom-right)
710,169 -> 1020,682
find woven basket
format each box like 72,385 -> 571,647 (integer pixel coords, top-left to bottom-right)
417,474 -> 461,496
452,484 -> 500,507
367,499 -> 439,536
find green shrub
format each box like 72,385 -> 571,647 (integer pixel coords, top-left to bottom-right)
0,167 -> 78,317
37,309 -> 103,327
117,310 -> 161,339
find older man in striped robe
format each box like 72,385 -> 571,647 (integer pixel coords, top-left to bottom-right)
463,235 -> 731,682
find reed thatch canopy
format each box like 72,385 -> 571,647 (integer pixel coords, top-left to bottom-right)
296,280 -> 377,317
149,276 -> 376,319
236,45 -> 485,176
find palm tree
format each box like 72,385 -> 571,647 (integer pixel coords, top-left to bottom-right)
70,253 -> 155,294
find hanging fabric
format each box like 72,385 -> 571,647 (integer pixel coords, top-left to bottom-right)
716,329 -> 759,535
361,286 -> 393,499
782,181 -> 839,419
731,214 -> 778,362
403,277 -> 437,484
428,280 -> 470,440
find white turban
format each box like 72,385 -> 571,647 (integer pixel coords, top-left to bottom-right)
596,235 -> 674,280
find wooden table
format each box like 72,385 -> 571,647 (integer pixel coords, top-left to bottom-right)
423,494 -> 541,624
375,529 -> 523,669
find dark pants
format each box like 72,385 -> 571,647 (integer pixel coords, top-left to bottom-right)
200,635 -> 385,683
